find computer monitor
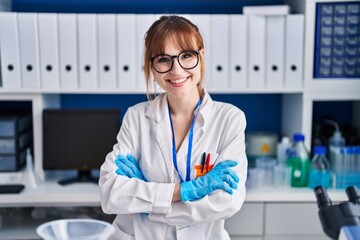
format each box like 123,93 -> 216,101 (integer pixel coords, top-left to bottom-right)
43,109 -> 120,185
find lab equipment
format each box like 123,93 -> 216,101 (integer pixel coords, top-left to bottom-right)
325,119 -> 346,148
273,163 -> 291,188
114,154 -> 146,181
277,136 -> 291,164
0,112 -> 32,172
286,133 -> 311,187
314,2 -> 360,79
43,109 -> 120,185
0,184 -> 24,194
314,185 -> 360,240
255,156 -> 276,188
325,119 -> 346,167
332,146 -> 360,189
180,160 -> 239,201
36,219 -> 115,240
22,148 -> 38,189
246,132 -> 278,167
309,146 -> 331,189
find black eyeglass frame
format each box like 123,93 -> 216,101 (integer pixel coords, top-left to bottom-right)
150,50 -> 200,74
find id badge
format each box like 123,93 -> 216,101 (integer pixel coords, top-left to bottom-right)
176,224 -> 206,240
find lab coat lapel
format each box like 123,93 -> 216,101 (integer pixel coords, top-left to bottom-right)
192,91 -> 213,154
146,94 -> 175,182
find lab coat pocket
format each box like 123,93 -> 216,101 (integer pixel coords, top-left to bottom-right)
194,152 -> 218,179
110,223 -> 135,240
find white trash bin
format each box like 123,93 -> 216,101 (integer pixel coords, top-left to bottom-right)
36,219 -> 115,240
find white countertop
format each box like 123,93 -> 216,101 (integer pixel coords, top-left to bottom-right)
0,180 -> 349,207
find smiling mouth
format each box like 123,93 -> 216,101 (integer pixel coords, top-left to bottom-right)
168,77 -> 189,85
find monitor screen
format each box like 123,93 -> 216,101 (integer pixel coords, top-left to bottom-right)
43,109 -> 120,185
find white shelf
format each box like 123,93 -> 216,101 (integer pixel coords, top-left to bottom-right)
0,88 -> 304,94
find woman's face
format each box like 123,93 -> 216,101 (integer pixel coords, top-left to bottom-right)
151,39 -> 202,100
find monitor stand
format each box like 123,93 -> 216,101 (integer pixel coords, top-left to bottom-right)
58,170 -> 99,186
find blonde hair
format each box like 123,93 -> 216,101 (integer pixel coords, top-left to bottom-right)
144,15 -> 205,100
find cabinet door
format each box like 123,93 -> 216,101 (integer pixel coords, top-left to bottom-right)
265,236 -> 329,240
265,203 -> 325,236
225,203 -> 264,236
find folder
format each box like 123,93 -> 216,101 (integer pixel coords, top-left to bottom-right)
78,14 -> 98,89
248,15 -> 266,88
211,15 -> 230,90
266,15 -> 285,89
0,13 -> 21,89
38,13 -> 60,89
285,15 -> 304,88
97,14 -> 117,89
230,15 -> 247,89
136,14 -> 156,91
58,14 -> 79,89
117,14 -> 136,89
18,13 -> 41,89
190,14 -> 212,90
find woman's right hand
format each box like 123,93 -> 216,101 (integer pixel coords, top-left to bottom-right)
180,160 -> 239,201
114,154 -> 147,181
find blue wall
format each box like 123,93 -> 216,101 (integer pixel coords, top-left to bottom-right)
60,94 -> 282,134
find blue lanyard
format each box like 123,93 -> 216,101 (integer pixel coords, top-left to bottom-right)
168,98 -> 202,183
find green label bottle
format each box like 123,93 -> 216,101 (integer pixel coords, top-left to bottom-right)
286,133 -> 310,187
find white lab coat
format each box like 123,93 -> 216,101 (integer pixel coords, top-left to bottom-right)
99,90 -> 247,240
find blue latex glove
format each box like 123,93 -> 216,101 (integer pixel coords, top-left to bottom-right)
114,154 -> 147,181
180,160 -> 239,201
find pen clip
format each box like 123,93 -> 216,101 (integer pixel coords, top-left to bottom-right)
201,152 -> 206,173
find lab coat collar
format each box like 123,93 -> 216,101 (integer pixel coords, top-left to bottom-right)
196,89 -> 213,129
145,93 -> 168,123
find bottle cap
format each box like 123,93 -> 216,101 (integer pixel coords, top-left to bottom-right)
281,136 -> 290,144
313,145 -> 327,155
346,146 -> 355,154
356,146 -> 360,154
293,133 -> 304,142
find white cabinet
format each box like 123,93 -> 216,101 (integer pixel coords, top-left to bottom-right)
226,202 -> 331,239
265,203 -> 323,236
225,203 -> 264,237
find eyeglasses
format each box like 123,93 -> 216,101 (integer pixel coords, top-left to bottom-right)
150,50 -> 200,73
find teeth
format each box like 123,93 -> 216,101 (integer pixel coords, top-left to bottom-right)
169,77 -> 187,84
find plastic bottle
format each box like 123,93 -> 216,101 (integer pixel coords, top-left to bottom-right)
325,119 -> 345,147
277,136 -> 291,165
325,119 -> 345,166
286,133 -> 311,187
309,146 -> 331,189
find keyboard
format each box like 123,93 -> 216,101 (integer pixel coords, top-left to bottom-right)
0,184 -> 25,194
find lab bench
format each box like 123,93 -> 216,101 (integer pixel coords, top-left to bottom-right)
0,179 -> 346,239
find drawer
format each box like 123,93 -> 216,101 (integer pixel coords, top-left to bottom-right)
231,237 -> 262,240
265,203 -> 325,236
225,203 -> 264,236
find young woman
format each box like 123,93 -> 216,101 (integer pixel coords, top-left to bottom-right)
99,15 -> 247,240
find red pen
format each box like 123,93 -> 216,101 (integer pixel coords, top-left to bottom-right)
206,153 -> 211,172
